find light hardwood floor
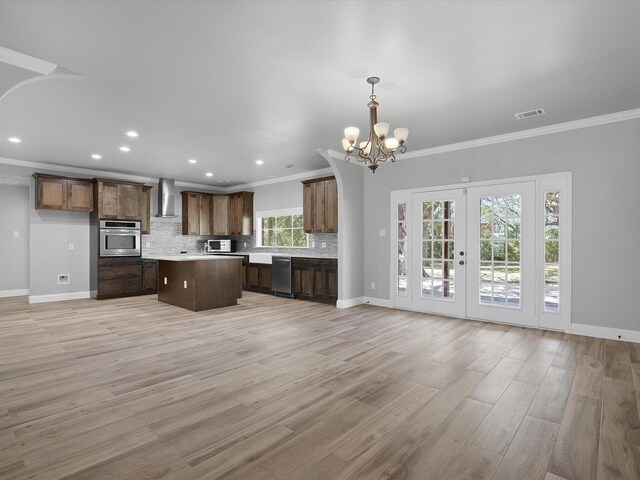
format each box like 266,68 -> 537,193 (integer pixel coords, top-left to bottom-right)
1,293 -> 639,479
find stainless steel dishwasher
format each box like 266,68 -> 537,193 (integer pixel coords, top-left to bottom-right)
272,256 -> 294,298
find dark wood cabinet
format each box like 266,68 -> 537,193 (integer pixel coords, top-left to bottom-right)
228,191 -> 254,236
291,257 -> 338,304
181,191 -> 253,236
97,257 -> 143,299
142,259 -> 157,293
245,261 -> 273,294
212,195 -> 230,235
181,191 -> 210,235
302,176 -> 337,233
96,257 -> 158,299
34,174 -> 94,212
140,186 -> 151,234
95,179 -> 146,220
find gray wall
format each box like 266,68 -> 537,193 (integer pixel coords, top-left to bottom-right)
361,119 -> 640,330
0,184 -> 29,293
28,178 -> 91,297
327,155 -> 364,302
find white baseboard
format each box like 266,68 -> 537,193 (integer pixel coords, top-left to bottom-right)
29,291 -> 92,304
336,297 -> 364,309
363,297 -> 392,308
0,288 -> 29,298
570,323 -> 640,344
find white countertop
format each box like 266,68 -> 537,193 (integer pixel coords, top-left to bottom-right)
143,254 -> 242,261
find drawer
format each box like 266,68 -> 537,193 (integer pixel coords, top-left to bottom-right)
99,264 -> 143,281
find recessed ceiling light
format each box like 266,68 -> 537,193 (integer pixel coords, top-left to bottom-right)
282,164 -> 295,169
119,146 -> 130,152
91,154 -> 102,160
205,172 -> 213,177
255,160 -> 264,165
219,179 -> 229,183
8,137 -> 21,143
188,159 -> 198,164
126,130 -> 139,138
267,175 -> 276,178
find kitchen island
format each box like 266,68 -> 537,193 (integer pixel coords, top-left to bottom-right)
147,255 -> 243,311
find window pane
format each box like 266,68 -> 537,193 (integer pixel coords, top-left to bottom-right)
292,229 -> 307,247
293,215 -> 303,228
276,216 -> 292,229
263,217 -> 275,229
276,229 -> 291,246
398,204 -> 406,221
545,240 -> 559,263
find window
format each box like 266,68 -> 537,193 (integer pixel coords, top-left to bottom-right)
256,209 -> 307,248
543,191 -> 560,313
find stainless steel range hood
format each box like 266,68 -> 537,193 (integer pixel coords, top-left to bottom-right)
157,178 -> 176,217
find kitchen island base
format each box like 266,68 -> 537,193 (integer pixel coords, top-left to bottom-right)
157,257 -> 242,311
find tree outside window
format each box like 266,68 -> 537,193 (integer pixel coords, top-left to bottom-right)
260,214 -> 307,247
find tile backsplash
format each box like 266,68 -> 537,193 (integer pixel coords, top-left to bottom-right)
142,216 -> 337,258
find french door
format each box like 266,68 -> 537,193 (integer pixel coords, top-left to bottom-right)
411,189 -> 466,317
392,175 -> 570,330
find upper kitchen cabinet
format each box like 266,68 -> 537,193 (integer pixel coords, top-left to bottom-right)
95,179 -> 146,220
140,186 -> 152,234
34,173 -> 94,212
302,176 -> 338,233
228,191 -> 254,236
212,194 -> 230,235
181,191 -> 215,236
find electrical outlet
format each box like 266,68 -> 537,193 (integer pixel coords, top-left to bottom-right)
57,274 -> 70,285
321,242 -> 327,248
183,280 -> 188,288
145,242 -> 151,248
164,277 -> 167,285
371,282 -> 376,290
462,176 -> 470,183
68,243 -> 74,250
243,242 -> 247,247
311,241 -> 316,248
13,230 -> 19,238
379,229 -> 386,237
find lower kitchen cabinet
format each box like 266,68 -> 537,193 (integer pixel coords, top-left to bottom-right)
97,257 -> 143,299
96,257 -> 157,299
246,262 -> 272,294
142,259 -> 157,293
292,257 -> 338,304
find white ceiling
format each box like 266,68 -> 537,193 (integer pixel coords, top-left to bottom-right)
1,1 -> 639,187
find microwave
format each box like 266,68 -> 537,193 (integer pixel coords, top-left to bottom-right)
99,220 -> 141,257
206,239 -> 235,253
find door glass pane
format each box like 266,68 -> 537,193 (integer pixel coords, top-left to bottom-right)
544,192 -> 560,313
478,193 -> 521,308
397,203 -> 408,295
421,199 -> 455,300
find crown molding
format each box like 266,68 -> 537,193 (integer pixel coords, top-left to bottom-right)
225,167 -> 334,191
329,107 -> 640,162
0,156 -> 334,192
0,46 -> 57,75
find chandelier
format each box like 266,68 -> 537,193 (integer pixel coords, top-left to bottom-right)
342,76 -> 409,173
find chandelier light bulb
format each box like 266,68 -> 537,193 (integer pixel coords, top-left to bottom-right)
374,122 -> 389,139
394,127 -> 409,144
384,137 -> 399,151
359,140 -> 372,156
344,127 -> 359,143
342,138 -> 353,153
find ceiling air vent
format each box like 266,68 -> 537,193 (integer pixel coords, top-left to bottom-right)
515,108 -> 546,120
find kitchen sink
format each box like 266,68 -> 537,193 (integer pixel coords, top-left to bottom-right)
248,253 -> 273,264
